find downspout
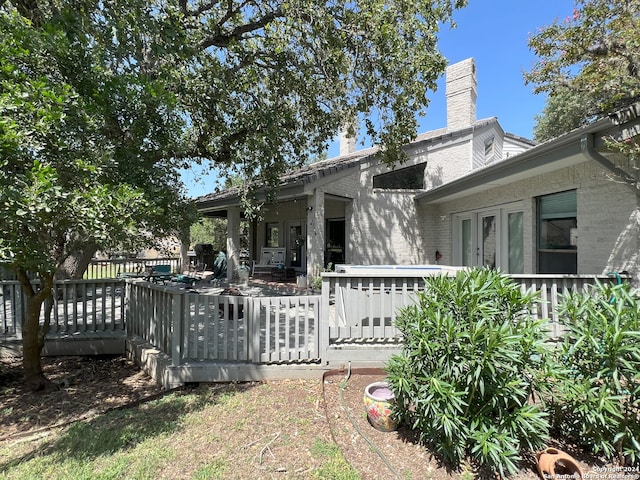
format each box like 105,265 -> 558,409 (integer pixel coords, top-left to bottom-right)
582,134 -> 639,286
580,134 -> 639,193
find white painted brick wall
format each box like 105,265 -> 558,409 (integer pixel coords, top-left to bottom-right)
446,58 -> 477,131
326,163 -> 425,265
418,161 -> 640,278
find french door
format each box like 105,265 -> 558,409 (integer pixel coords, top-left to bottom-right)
286,221 -> 306,268
479,211 -> 498,268
454,203 -> 523,273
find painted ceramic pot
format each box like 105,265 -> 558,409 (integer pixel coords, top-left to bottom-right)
363,381 -> 398,432
536,448 -> 583,479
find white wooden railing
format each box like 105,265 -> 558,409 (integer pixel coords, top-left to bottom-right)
511,274 -> 624,337
320,272 -> 625,346
321,274 -> 424,343
125,281 -> 321,365
85,257 -> 181,279
1,279 -> 125,337
1,273 -> 624,367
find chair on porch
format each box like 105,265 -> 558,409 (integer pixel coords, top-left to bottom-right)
252,247 -> 286,276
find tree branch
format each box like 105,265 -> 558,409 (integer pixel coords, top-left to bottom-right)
15,268 -> 35,298
199,8 -> 284,49
184,127 -> 250,164
180,0 -> 221,17
9,0 -> 43,27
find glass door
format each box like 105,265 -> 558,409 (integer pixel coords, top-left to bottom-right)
479,212 -> 497,268
455,205 -> 522,271
287,222 -> 305,268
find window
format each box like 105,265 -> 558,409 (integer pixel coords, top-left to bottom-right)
507,211 -> 524,274
537,190 -> 577,274
266,223 -> 279,247
484,138 -> 495,162
373,163 -> 426,189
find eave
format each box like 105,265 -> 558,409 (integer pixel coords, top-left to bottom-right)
415,118 -> 626,205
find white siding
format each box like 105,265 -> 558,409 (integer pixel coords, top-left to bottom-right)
503,136 -> 535,159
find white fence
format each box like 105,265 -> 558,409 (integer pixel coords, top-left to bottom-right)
1,279 -> 125,337
126,281 -> 320,366
85,257 -> 181,279
1,272 -> 624,370
320,272 -> 624,345
324,275 -> 424,342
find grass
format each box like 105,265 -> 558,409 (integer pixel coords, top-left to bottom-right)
0,382 -> 359,480
310,440 -> 360,480
83,264 -> 124,280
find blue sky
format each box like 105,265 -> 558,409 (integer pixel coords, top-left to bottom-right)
183,0 -> 576,198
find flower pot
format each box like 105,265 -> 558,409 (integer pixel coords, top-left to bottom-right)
363,381 -> 398,432
536,448 -> 583,479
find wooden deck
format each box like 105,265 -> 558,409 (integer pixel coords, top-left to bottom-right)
1,272 -> 623,388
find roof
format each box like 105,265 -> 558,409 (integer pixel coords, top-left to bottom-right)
504,132 -> 537,147
415,117 -> 619,204
194,146 -> 377,209
195,117 -> 503,212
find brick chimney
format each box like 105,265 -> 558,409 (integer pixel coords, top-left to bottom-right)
339,122 -> 357,156
446,58 -> 477,131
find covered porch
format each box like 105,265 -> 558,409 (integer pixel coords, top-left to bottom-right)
200,192 -> 352,284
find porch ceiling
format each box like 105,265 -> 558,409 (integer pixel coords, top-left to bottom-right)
198,182 -> 308,216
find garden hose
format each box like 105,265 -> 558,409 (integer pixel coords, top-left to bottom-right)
606,271 -> 624,304
338,362 -> 403,480
607,271 -> 623,285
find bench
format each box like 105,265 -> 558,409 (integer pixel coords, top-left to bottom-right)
252,247 -> 286,276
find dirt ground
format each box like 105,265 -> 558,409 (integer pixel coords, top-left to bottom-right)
0,356 -> 632,479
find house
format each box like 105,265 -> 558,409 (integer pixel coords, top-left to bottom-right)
195,58 -> 640,284
195,58 -> 534,279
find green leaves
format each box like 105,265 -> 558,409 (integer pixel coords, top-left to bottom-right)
0,5 -> 197,275
550,280 -> 640,464
386,268 -> 552,476
526,1 -> 640,169
526,0 -> 640,112
387,271 -> 640,471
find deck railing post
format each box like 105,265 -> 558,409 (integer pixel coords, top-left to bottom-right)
319,273 -> 330,363
124,281 -> 131,336
248,297 -> 260,362
17,282 -> 26,339
171,289 -> 184,367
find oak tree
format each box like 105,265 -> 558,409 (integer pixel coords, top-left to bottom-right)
1,0 -> 466,389
526,0 -> 640,156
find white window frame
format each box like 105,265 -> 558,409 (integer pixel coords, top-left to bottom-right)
502,204 -> 524,274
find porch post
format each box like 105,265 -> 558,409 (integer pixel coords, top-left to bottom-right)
179,225 -> 190,273
227,207 -> 241,282
306,189 -> 325,279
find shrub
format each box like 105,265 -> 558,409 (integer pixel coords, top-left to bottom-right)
386,268 -> 553,477
550,280 -> 640,465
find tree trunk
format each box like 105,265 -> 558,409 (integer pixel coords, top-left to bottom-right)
56,243 -> 99,280
17,269 -> 58,392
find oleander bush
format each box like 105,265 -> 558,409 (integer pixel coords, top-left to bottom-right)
550,280 -> 640,465
386,268 -> 555,477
